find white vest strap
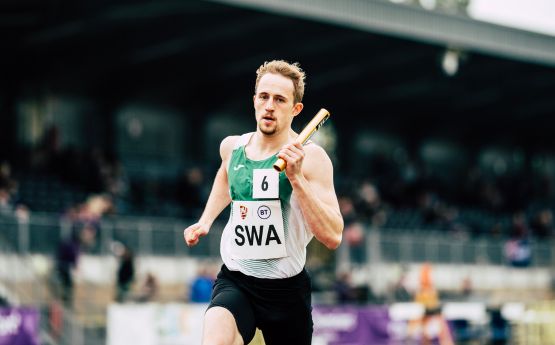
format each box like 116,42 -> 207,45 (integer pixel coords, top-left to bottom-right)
233,132 -> 254,150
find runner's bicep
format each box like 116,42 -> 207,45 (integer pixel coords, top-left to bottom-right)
304,148 -> 340,214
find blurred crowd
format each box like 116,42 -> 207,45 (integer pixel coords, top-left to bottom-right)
336,149 -> 554,239
2,125 -> 554,309
2,125 -> 552,243
1,127 -> 553,264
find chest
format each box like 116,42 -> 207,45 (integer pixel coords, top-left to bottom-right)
228,149 -> 292,201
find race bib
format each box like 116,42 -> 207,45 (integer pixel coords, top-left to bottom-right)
252,169 -> 279,199
229,200 -> 287,259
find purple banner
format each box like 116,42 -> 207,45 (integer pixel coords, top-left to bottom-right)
313,305 -> 452,345
313,305 -> 392,345
0,308 -> 40,345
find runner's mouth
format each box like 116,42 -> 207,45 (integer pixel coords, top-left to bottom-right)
262,116 -> 275,123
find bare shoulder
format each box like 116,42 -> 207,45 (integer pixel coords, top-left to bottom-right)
304,142 -> 329,159
303,143 -> 333,177
220,135 -> 240,161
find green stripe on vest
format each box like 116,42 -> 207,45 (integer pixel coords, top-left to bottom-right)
228,146 -> 293,203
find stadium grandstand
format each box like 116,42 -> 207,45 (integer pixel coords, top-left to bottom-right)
1,0 -> 555,344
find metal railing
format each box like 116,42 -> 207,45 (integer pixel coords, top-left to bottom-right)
0,226 -> 85,345
0,212 -> 228,259
339,228 -> 554,268
1,213 -> 554,267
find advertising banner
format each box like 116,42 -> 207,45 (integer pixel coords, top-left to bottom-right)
0,307 -> 40,345
313,306 -> 391,345
107,303 -> 206,345
108,303 -> 458,345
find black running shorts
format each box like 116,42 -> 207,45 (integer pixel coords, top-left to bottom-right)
207,264 -> 313,344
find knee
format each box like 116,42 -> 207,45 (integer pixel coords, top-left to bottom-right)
203,307 -> 244,345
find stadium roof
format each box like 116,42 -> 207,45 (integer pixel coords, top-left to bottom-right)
2,0 -> 555,148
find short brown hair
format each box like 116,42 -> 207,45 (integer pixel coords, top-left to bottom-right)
255,60 -> 306,103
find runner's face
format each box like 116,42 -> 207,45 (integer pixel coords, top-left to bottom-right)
254,73 -> 299,136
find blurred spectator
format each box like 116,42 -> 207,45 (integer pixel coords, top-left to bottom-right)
90,148 -> 130,203
54,222 -> 97,305
391,271 -> 412,302
136,273 -> 159,302
461,275 -> 472,296
414,263 -> 439,311
488,221 -> 504,239
479,180 -> 504,211
418,191 -> 459,231
461,165 -> 483,206
177,166 -> 206,217
355,181 -> 387,227
0,187 -> 12,215
413,263 -> 454,345
30,125 -> 62,172
0,295 -> 8,307
459,275 -> 478,301
63,194 -> 113,232
113,242 -> 135,303
504,212 -> 531,267
333,271 -> 357,304
339,195 -> 357,227
189,265 -> 215,303
0,161 -> 15,190
530,208 -> 553,239
489,307 -> 509,345
340,196 -> 366,263
91,147 -> 111,192
80,194 -> 114,221
0,161 -> 24,216
106,159 -> 130,213
0,180 -> 30,222
107,160 -> 129,195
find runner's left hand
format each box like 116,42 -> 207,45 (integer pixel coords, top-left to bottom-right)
277,142 -> 305,180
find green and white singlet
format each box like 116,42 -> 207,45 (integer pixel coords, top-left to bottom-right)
221,133 -> 314,279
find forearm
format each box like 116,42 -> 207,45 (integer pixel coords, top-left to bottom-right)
290,176 -> 343,249
198,167 -> 231,227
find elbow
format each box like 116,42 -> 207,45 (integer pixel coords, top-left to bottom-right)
314,217 -> 344,250
325,235 -> 342,250
324,225 -> 343,250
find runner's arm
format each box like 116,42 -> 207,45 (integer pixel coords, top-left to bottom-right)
184,136 -> 236,246
197,136 -> 237,227
285,144 -> 343,249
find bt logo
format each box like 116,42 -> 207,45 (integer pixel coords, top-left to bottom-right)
257,205 -> 271,219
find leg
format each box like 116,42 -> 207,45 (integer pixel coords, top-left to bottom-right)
58,268 -> 73,306
256,272 -> 313,345
258,304 -> 313,345
202,306 -> 243,345
205,269 -> 257,345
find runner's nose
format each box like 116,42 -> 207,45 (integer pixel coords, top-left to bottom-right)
265,97 -> 275,111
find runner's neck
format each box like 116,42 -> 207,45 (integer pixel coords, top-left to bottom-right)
247,130 -> 296,160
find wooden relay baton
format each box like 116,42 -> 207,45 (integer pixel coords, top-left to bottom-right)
273,108 -> 331,172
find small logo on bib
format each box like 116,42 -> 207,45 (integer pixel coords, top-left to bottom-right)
239,205 -> 248,220
257,205 -> 271,219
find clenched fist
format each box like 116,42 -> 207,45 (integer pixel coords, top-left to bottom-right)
184,223 -> 210,247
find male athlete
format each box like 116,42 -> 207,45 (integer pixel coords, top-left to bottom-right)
184,60 -> 343,345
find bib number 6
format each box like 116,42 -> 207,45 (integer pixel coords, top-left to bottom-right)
253,169 -> 279,199
261,176 -> 268,191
